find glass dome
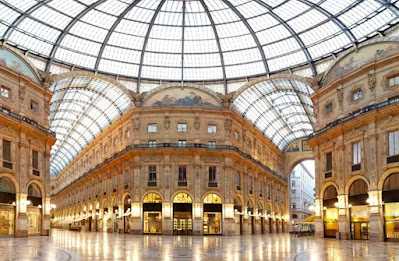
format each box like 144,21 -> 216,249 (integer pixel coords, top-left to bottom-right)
0,0 -> 398,85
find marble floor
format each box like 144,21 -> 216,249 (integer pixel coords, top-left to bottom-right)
0,230 -> 399,261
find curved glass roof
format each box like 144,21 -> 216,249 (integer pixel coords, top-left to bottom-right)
49,76 -> 133,175
1,0 -> 398,84
232,78 -> 314,150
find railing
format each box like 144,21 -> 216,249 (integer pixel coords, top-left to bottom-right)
0,105 -> 55,136
309,96 -> 399,139
51,142 -> 287,197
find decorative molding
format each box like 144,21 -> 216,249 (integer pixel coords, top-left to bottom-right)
382,70 -> 399,91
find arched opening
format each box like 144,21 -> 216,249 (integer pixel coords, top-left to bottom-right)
234,196 -> 243,235
323,185 -> 338,238
203,193 -> 222,235
247,200 -> 255,234
143,193 -> 162,234
112,198 -> 118,233
27,183 -> 42,235
123,195 -> 131,233
290,160 -> 315,232
383,173 -> 399,241
348,179 -> 369,240
266,204 -> 272,233
258,201 -> 265,233
0,177 -> 15,236
173,193 -> 192,235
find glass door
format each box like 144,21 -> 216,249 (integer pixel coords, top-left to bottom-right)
0,207 -> 14,236
27,207 -> 41,235
144,211 -> 162,234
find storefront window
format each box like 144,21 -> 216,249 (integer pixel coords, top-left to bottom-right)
144,212 -> 162,234
350,205 -> 369,240
203,213 -> 221,234
384,202 -> 399,240
27,207 -> 41,234
0,205 -> 14,236
323,208 -> 338,237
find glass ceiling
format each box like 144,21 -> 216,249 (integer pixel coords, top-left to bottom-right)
232,78 -> 314,150
49,77 -> 132,176
1,0 -> 398,85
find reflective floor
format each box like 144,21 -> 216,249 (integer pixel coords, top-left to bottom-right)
1,229 -> 399,260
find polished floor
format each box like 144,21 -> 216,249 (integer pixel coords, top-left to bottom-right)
1,230 -> 399,261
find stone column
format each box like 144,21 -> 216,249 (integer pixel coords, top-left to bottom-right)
192,156 -> 202,235
314,198 -> 324,238
15,193 -> 28,237
337,195 -> 349,240
368,190 -> 384,241
162,155 -> 172,235
223,203 -> 235,235
42,197 -> 51,236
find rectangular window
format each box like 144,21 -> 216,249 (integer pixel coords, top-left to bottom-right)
177,123 -> 187,133
178,166 -> 187,186
177,140 -> 186,147
207,125 -> 217,134
126,130 -> 131,138
30,100 -> 39,112
236,171 -> 241,190
147,124 -> 157,133
112,176 -> 117,192
353,90 -> 362,101
291,181 -> 295,187
267,184 -> 271,199
32,150 -> 40,176
259,182 -> 263,197
249,177 -> 253,194
352,142 -> 361,164
389,75 -> 399,87
208,141 -> 216,148
0,86 -> 10,98
326,152 -> 332,172
208,166 -> 217,187
148,140 -> 157,148
124,170 -> 129,185
114,139 -> 118,146
149,166 -> 157,182
103,181 -> 107,195
2,139 -> 12,169
325,103 -> 333,114
389,130 -> 399,156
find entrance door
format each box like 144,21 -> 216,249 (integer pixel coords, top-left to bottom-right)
251,217 -> 255,234
0,207 -> 14,236
351,222 -> 369,240
269,218 -> 272,233
173,203 -> 192,235
88,217 -> 92,231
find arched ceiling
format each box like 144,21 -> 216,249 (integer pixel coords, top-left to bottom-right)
232,78 -> 314,150
49,76 -> 133,176
1,0 -> 398,86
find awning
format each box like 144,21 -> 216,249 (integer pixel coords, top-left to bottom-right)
295,214 -> 315,224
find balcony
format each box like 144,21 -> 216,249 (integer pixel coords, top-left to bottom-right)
2,160 -> 12,170
148,181 -> 157,187
388,155 -> 399,164
178,181 -> 187,187
208,182 -> 217,188
33,169 -> 40,176
351,164 -> 361,172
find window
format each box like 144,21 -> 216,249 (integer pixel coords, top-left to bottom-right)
178,166 -> 187,186
104,145 -> 108,153
389,130 -> 399,156
353,89 -> 362,101
148,165 -> 157,186
177,123 -> 187,133
147,124 -> 157,133
352,142 -> 361,164
326,152 -> 332,172
30,100 -> 39,112
2,139 -> 12,169
32,150 -> 40,176
112,176 -> 117,192
148,140 -> 157,148
249,177 -> 253,194
126,130 -> 131,138
325,103 -> 333,114
259,182 -> 263,197
267,184 -> 271,199
389,75 -> 399,87
292,204 -> 296,209
124,170 -> 129,186
114,139 -> 118,146
103,180 -> 107,195
208,166 -> 217,187
291,181 -> 295,187
208,141 -> 216,148
177,140 -> 186,147
207,125 -> 217,134
236,171 -> 241,190
234,131 -> 239,140
291,189 -> 296,195
0,86 -> 10,98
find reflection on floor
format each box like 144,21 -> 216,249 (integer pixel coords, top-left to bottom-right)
0,229 -> 399,260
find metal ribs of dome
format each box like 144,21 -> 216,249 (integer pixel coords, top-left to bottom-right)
1,0 -> 398,86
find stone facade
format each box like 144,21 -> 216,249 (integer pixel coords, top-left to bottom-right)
309,38 -> 399,241
0,47 -> 55,237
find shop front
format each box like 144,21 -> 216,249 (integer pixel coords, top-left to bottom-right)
203,194 -> 222,235
0,177 -> 15,237
258,202 -> 264,233
143,193 -> 162,234
123,195 -> 131,233
323,185 -> 339,238
27,184 -> 42,235
348,179 -> 369,240
173,193 -> 192,235
383,173 -> 399,241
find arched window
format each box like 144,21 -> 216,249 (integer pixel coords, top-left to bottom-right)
0,177 -> 15,194
383,173 -> 399,191
173,193 -> 192,203
292,214 -> 298,218
349,180 -> 368,196
203,194 -> 222,204
143,193 -> 162,203
124,195 -> 131,206
27,183 -> 42,206
323,185 -> 338,200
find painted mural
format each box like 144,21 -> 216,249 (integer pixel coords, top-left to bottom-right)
144,88 -> 221,108
0,49 -> 37,82
324,42 -> 399,85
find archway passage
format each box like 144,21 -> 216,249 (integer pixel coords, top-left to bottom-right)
348,179 -> 369,240
234,196 -> 243,235
383,173 -> 399,241
0,177 -> 15,236
143,193 -> 162,234
323,185 -> 338,238
289,160 -> 315,232
203,194 -> 222,235
27,184 -> 42,235
173,193 -> 192,235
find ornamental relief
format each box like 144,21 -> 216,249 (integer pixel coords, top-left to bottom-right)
382,70 -> 399,91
